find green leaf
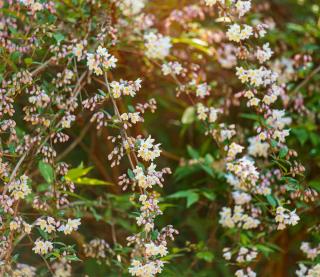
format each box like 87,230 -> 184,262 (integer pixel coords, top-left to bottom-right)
309,180 -> 320,192
270,139 -> 278,148
204,154 -> 214,164
10,51 -> 21,63
186,192 -> 199,207
38,161 -> 54,184
127,169 -> 135,180
255,244 -> 276,257
167,190 -> 199,208
37,183 -> 50,192
240,113 -> 263,121
201,190 -> 216,201
181,106 -> 195,124
172,37 -> 213,56
151,230 -> 159,240
128,105 -> 135,112
292,128 -> 309,145
199,164 -> 214,178
174,165 -> 201,182
65,165 -> 93,181
310,132 -> 320,146
24,57 -> 33,66
65,255 -> 82,262
53,33 -> 65,43
187,145 -> 199,159
266,194 -> 277,207
287,23 -> 305,33
37,227 -> 49,240
73,177 -> 113,186
97,89 -> 106,97
196,251 -> 214,262
279,146 -> 288,158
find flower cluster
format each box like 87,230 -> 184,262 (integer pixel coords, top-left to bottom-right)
219,206 -> 260,230
87,46 -> 117,75
8,175 -> 31,200
296,236 -> 320,275
161,62 -> 184,76
110,79 -> 142,98
32,239 -> 53,255
129,260 -> 164,277
144,32 -> 172,60
117,0 -> 147,16
275,206 -> 300,230
137,136 -> 161,162
226,24 -> 253,43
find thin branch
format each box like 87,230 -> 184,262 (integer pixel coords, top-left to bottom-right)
57,122 -> 91,161
292,64 -> 320,94
31,58 -> 53,77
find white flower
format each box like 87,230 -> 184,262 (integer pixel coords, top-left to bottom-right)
273,129 -> 290,143
196,83 -> 210,98
256,43 -> 273,64
236,247 -> 257,263
236,66 -> 278,87
137,136 -> 161,162
161,62 -> 183,76
232,191 -> 252,205
248,137 -> 269,158
296,264 -> 308,277
236,1 -> 251,17
58,218 -> 81,235
227,24 -> 253,43
300,242 -> 320,260
267,109 -> 292,130
28,90 -> 50,108
222,248 -> 232,260
129,260 -> 164,277
197,103 -> 208,121
86,46 -> 117,75
205,0 -> 225,6
209,107 -> 220,123
36,217 -> 57,233
73,41 -> 86,61
133,163 -> 161,189
144,32 -> 172,60
217,44 -> 238,69
247,97 -> 260,107
61,114 -> 75,129
145,242 -> 168,257
235,267 -> 256,277
10,219 -> 20,231
263,85 -> 282,105
110,79 -> 142,98
226,157 -> 259,191
32,239 -> 53,255
12,264 -> 36,277
118,0 -> 146,16
227,143 -> 244,160
307,264 -> 320,277
219,206 -> 260,230
219,207 -> 235,228
8,175 -> 31,200
129,112 -> 142,124
275,206 -> 300,230
20,0 -> 44,12
24,223 -> 32,234
242,214 -> 260,229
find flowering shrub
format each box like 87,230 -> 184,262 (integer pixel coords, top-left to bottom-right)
0,0 -> 320,276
